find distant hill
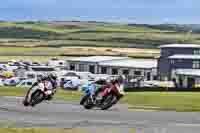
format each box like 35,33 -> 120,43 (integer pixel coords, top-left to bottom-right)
128,23 -> 200,33
0,21 -> 200,48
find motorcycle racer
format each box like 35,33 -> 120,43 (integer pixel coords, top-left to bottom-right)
23,72 -> 58,106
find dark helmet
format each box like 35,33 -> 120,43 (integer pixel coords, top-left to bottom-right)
49,72 -> 57,80
94,79 -> 107,85
110,77 -> 118,84
110,76 -> 124,84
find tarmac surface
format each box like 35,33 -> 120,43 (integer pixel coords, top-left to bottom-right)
1,96 -> 200,133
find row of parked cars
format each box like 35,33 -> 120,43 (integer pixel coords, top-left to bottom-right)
0,70 -> 114,90
0,77 -> 36,87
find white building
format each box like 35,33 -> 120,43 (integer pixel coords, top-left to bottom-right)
67,56 -> 158,81
99,58 -> 157,81
67,56 -> 128,74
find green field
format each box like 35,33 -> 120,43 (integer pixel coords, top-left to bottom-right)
0,21 -> 199,58
1,21 -> 200,49
0,46 -> 160,62
1,87 -> 200,112
123,92 -> 200,112
0,56 -> 66,63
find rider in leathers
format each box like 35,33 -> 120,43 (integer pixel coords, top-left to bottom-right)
96,76 -> 125,102
30,73 -> 58,100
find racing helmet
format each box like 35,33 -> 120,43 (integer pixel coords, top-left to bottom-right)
49,72 -> 57,80
110,76 -> 124,84
108,76 -> 117,84
94,79 -> 107,85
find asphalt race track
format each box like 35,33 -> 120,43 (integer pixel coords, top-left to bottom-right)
1,96 -> 200,133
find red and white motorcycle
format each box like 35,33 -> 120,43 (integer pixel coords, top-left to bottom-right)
98,82 -> 125,110
23,80 -> 55,107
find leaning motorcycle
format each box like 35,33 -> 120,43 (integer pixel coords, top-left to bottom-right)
98,83 -> 125,110
23,80 -> 54,107
80,83 -> 124,110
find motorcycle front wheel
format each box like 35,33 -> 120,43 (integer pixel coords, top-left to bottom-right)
23,99 -> 29,106
82,95 -> 94,109
30,90 -> 45,107
100,93 -> 117,110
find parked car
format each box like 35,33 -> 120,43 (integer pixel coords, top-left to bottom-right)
0,79 -> 4,86
63,78 -> 81,90
5,65 -> 19,71
76,72 -> 95,81
141,80 -> 175,88
64,71 -> 95,85
3,77 -> 21,86
0,64 -> 6,71
17,79 -> 37,87
94,74 -> 112,81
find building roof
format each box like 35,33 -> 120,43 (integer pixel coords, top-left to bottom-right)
67,56 -> 128,63
168,54 -> 200,59
160,44 -> 200,48
175,69 -> 200,76
99,59 -> 157,69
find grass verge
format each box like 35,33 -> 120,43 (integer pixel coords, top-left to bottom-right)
0,128 -> 87,133
1,87 -> 200,112
122,92 -> 200,112
0,87 -> 82,101
0,128 -> 135,133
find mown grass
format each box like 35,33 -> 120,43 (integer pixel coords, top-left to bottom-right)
122,92 -> 200,112
1,87 -> 200,111
0,128 -> 88,133
0,87 -> 82,101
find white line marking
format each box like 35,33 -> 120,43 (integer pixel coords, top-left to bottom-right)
2,96 -> 23,99
174,123 -> 200,127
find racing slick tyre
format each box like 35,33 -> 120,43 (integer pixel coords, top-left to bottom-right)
100,93 -> 117,110
30,90 -> 45,107
82,95 -> 94,110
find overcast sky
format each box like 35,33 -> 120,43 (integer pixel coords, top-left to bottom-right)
0,0 -> 199,24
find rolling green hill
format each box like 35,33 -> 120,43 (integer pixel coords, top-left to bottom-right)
1,21 -> 199,49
